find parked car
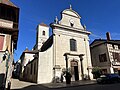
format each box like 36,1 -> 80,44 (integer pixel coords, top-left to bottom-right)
96,74 -> 120,84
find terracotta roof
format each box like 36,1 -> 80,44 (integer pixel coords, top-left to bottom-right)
0,0 -> 17,7
39,23 -> 48,27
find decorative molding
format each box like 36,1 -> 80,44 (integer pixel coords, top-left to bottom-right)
51,23 -> 91,35
53,29 -> 89,40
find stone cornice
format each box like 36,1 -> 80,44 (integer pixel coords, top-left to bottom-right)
51,23 -> 91,35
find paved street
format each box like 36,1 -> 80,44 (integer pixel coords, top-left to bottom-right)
11,78 -> 37,90
11,78 -> 120,90
11,83 -> 120,90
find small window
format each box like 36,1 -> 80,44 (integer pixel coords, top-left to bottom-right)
99,53 -> 107,62
42,31 -> 45,36
70,23 -> 74,27
112,52 -> 120,62
70,39 -> 77,51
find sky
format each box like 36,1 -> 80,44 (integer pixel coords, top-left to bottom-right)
10,0 -> 120,62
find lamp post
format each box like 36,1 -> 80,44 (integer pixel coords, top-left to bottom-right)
79,54 -> 84,80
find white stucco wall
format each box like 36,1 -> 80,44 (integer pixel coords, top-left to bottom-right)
23,53 -> 35,66
53,28 -> 93,80
50,8 -> 93,80
20,53 -> 35,79
37,45 -> 53,84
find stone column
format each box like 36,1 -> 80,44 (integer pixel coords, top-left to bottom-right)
79,54 -> 84,80
64,53 -> 68,71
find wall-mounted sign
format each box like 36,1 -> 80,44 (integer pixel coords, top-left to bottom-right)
0,19 -> 13,28
112,61 -> 120,66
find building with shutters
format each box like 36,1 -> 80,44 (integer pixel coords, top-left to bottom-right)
90,32 -> 120,76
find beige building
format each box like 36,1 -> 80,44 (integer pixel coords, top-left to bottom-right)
22,6 -> 93,84
19,48 -> 36,80
90,32 -> 120,75
0,0 -> 19,88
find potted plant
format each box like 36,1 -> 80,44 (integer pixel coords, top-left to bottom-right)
64,71 -> 72,84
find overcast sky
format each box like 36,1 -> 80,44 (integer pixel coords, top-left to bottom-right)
11,0 -> 120,61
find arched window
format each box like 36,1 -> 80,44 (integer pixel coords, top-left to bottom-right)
42,31 -> 45,36
70,39 -> 77,51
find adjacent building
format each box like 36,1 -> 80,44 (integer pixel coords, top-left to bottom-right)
20,6 -> 93,84
0,0 -> 19,88
12,59 -> 21,78
19,48 -> 36,80
90,32 -> 120,75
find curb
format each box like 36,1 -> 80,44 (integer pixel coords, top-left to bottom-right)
41,81 -> 97,89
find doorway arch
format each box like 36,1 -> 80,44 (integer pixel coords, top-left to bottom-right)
71,60 -> 79,81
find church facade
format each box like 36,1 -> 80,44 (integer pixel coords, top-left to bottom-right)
22,6 -> 93,84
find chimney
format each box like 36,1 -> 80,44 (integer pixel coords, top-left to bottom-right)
106,32 -> 111,41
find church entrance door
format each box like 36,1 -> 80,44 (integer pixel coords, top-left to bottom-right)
71,61 -> 79,81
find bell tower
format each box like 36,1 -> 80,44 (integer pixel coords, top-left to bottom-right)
36,23 -> 49,50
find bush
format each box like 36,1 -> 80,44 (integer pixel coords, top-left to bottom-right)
92,67 -> 101,79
